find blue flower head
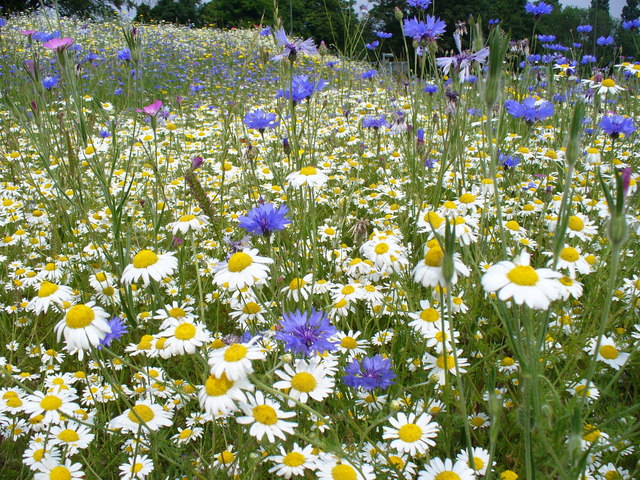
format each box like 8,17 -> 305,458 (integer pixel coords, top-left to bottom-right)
275,309 -> 337,356
376,31 -> 392,39
596,36 -> 614,46
362,115 -> 388,129
500,153 -> 521,169
276,75 -> 327,104
42,76 -> 58,90
244,109 -> 279,132
238,202 -> 290,236
362,69 -> 377,80
525,2 -> 553,16
343,354 -> 396,391
576,25 -> 592,33
403,16 -> 446,44
99,317 -> 128,349
408,0 -> 431,9
505,97 -> 554,124
599,115 -> 636,139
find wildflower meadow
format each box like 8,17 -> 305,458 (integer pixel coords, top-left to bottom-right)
0,2 -> 639,480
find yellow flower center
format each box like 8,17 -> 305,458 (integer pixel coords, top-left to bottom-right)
472,457 -> 485,470
459,193 -> 476,204
179,428 -> 192,439
331,464 -> 357,480
40,395 -> 62,411
507,265 -> 539,286
424,246 -> 444,267
227,252 -> 253,272
179,214 -> 196,222
38,281 -> 59,297
560,276 -> 573,286
397,423 -> 422,442
252,404 -> 278,425
218,451 -> 235,464
582,425 -> 601,442
132,463 -> 144,473
132,250 -> 159,268
6,396 -> 22,408
168,307 -> 186,318
223,343 -> 247,362
435,472 -> 461,480
375,243 -> 389,254
471,416 -> 486,427
300,166 -> 318,176
175,323 -> 196,340
289,278 -> 306,290
283,452 -> 306,467
95,272 -> 107,282
242,302 -> 261,314
65,304 -> 95,328
102,286 -> 115,296
342,285 -> 355,295
436,354 -> 455,370
49,466 -> 72,480
340,337 -> 357,349
57,429 -> 79,443
290,372 -> 317,393
599,345 -> 619,359
324,227 -> 336,235
205,373 -> 234,396
568,215 -> 584,231
420,308 -> 440,323
601,78 -> 616,87
501,357 -> 515,366
425,211 -> 444,228
505,220 -> 520,231
604,470 -> 622,480
128,404 -> 155,424
560,247 -> 579,262
137,335 -> 154,350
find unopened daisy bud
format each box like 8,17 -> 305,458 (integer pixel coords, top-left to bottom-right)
390,399 -> 401,411
564,101 -> 585,167
394,6 -> 404,21
482,28 -> 509,109
607,213 -> 627,246
282,353 -> 293,364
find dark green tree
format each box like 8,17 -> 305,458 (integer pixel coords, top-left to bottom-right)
200,0 -> 274,28
622,0 -> 640,20
149,0 -> 202,26
590,0 -> 610,13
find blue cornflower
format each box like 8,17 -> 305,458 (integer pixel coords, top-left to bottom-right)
408,0 -> 431,9
538,34 -> 555,43
42,76 -> 58,90
275,309 -> 337,356
488,19 -> 500,25
599,115 -> 636,139
244,109 -> 279,132
259,26 -> 271,36
276,75 -> 327,103
117,47 -> 131,61
622,19 -> 640,30
362,115 -> 388,129
505,97 -> 554,124
573,43 -> 582,48
403,16 -> 447,44
525,2 -> 553,16
362,69 -> 377,80
500,153 -> 521,169
99,317 -> 128,349
365,40 -> 379,50
576,25 -> 592,33
596,36 -> 614,46
581,55 -> 596,64
271,27 -> 317,62
376,31 -> 392,39
424,84 -> 438,94
343,355 -> 396,392
114,87 -> 123,95
99,129 -> 111,138
238,202 -> 290,236
0,18 -> 6,28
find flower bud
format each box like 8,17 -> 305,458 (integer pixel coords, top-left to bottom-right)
394,7 -> 403,21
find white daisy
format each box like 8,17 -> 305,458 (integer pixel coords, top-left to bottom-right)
586,336 -> 630,370
121,249 -> 177,285
118,454 -> 154,479
54,302 -> 111,355
268,443 -> 318,479
456,447 -> 492,476
236,391 -> 297,442
198,372 -> 253,415
159,320 -> 211,356
481,250 -> 563,310
382,412 -> 440,456
213,249 -> 273,290
316,455 -> 376,480
49,422 -> 94,455
413,241 -> 470,288
33,458 -> 84,480
207,339 -> 266,380
418,457 -> 476,480
27,281 -> 74,315
273,357 -> 335,406
109,400 -> 173,434
168,213 -> 208,235
286,166 -> 329,188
